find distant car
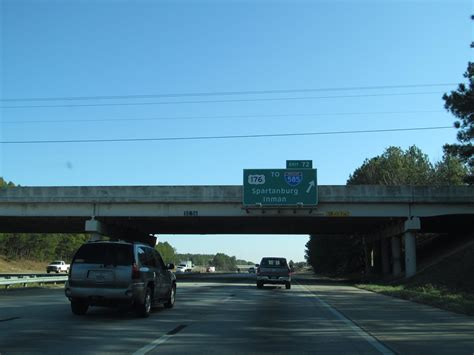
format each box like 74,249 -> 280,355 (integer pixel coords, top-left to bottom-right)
175,265 -> 186,273
256,257 -> 291,289
175,261 -> 193,273
65,240 -> 176,317
175,264 -> 193,273
46,260 -> 70,273
206,266 -> 216,272
248,267 -> 256,273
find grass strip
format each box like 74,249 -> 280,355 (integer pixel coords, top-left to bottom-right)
356,283 -> 474,317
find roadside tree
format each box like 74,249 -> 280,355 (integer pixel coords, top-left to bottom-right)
156,242 -> 177,264
442,62 -> 474,184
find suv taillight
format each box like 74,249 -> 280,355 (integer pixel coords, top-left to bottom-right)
132,263 -> 140,279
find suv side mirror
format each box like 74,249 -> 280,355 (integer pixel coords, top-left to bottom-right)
255,264 -> 260,268
166,263 -> 175,270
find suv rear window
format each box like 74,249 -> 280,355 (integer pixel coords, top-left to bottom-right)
73,243 -> 133,266
260,258 -> 287,267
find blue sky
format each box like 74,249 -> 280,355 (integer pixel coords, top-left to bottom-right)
1,0 -> 472,263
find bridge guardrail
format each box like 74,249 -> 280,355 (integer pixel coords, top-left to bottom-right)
0,274 -> 68,288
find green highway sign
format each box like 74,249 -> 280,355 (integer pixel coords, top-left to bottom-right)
243,169 -> 318,206
286,160 -> 313,169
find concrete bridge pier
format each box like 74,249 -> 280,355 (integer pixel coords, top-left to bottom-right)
380,237 -> 391,276
404,218 -> 421,278
85,218 -> 107,241
381,217 -> 421,278
89,232 -> 102,241
85,218 -> 157,246
391,236 -> 402,277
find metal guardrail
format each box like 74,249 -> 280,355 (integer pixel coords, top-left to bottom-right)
0,271 -> 244,288
0,273 -> 61,278
0,274 -> 68,288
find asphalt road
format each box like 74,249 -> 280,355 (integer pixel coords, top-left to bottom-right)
0,274 -> 473,354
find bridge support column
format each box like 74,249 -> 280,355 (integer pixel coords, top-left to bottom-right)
85,218 -> 157,246
89,232 -> 102,241
85,218 -> 107,241
404,218 -> 420,278
380,238 -> 390,276
391,236 -> 402,277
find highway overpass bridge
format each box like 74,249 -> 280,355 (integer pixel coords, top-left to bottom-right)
0,185 -> 473,278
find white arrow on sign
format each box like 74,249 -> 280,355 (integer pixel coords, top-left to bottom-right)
306,180 -> 315,193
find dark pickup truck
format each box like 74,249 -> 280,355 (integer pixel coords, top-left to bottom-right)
256,257 -> 291,289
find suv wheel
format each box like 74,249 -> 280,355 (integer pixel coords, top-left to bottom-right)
164,284 -> 176,308
136,287 -> 152,318
285,282 -> 291,290
71,299 -> 88,315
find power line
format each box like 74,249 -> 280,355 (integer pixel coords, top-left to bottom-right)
0,83 -> 456,102
2,110 -> 443,124
0,126 -> 453,144
0,91 -> 444,109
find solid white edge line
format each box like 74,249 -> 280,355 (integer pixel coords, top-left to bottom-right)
296,283 -> 395,355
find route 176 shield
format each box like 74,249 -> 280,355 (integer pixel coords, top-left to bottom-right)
284,171 -> 303,186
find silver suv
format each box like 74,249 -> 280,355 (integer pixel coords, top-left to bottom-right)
65,240 -> 176,317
